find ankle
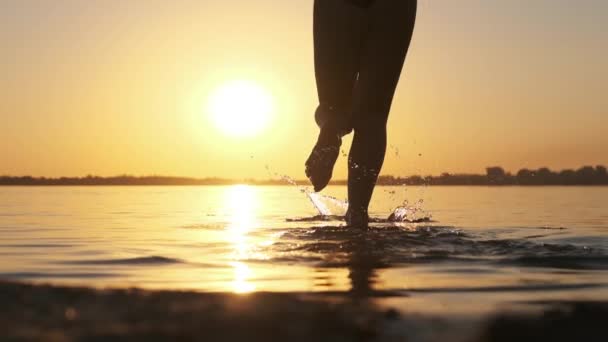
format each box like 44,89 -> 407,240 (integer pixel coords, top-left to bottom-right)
345,208 -> 369,228
318,128 -> 340,146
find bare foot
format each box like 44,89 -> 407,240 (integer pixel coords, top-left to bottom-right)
305,129 -> 341,192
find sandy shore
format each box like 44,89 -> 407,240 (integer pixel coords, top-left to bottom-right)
1,281 -> 606,341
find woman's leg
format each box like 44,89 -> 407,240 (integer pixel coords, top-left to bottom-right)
313,0 -> 366,134
307,0 -> 367,192
347,0 -> 417,225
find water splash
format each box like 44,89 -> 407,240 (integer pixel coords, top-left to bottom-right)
279,174 -> 347,216
388,199 -> 433,223
384,145 -> 433,223
266,165 -> 331,215
307,192 -> 332,216
267,157 -> 431,222
273,170 -> 430,221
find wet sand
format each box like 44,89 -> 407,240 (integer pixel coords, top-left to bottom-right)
2,281 -> 606,342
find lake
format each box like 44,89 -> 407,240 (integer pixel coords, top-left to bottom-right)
1,185 -> 607,316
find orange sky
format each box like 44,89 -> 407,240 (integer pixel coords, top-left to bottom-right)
2,0 -> 607,179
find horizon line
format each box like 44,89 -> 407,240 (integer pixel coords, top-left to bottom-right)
2,164 -> 607,181
2,165 -> 607,186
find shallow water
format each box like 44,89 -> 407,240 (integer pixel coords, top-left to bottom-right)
1,185 -> 607,315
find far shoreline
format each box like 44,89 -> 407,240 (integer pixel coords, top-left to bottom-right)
2,165 -> 608,186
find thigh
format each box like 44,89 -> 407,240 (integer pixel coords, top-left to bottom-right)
314,0 -> 368,110
351,0 -> 417,128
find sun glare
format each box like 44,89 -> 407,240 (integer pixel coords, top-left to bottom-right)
208,80 -> 274,137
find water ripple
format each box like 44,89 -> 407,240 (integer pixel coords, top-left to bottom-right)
248,225 -> 607,270
58,256 -> 183,266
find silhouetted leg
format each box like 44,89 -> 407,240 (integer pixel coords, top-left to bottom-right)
313,0 -> 366,134
347,0 -> 417,225
306,0 -> 367,192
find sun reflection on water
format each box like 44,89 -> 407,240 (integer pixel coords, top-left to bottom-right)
224,185 -> 259,256
230,261 -> 256,294
224,185 -> 259,293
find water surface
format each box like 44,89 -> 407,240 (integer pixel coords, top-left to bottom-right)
1,185 -> 607,315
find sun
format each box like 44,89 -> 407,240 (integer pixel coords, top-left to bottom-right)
208,80 -> 274,137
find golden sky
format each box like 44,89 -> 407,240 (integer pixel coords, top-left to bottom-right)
2,0 -> 607,179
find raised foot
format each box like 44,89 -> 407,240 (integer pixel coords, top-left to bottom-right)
305,130 -> 341,192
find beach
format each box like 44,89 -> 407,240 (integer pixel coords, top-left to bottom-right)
2,281 -> 607,341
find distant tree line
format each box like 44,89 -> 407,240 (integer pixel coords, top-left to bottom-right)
1,165 -> 607,186
375,165 -> 608,186
0,175 -> 296,186
0,175 -> 236,186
